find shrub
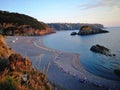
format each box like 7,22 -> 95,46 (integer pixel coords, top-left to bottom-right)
0,59 -> 9,71
0,76 -> 18,90
9,53 -> 23,62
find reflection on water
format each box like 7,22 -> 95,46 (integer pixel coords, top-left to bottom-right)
43,27 -> 120,81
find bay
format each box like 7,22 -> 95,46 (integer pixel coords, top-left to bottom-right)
43,27 -> 120,81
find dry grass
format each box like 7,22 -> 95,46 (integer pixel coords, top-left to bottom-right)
0,35 -> 13,59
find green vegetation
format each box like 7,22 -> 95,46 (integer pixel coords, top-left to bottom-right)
0,10 -> 48,30
80,26 -> 92,31
0,76 -> 18,90
0,10 -> 54,36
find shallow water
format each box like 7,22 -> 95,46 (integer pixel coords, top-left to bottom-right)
43,27 -> 120,81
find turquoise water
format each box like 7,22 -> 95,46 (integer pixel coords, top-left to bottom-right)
43,27 -> 120,81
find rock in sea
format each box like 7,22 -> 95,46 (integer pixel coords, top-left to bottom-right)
70,32 -> 77,36
78,25 -> 109,35
90,44 -> 116,56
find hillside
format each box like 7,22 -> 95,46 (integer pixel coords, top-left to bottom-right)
0,10 -> 55,36
0,35 -> 53,90
48,23 -> 104,31
0,35 -> 13,59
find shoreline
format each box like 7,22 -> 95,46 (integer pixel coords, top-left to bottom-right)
6,36 -> 120,90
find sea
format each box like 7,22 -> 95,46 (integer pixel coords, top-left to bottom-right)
43,27 -> 120,81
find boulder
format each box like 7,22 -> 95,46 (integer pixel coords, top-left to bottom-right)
78,25 -> 108,35
90,44 -> 115,56
70,32 -> 77,36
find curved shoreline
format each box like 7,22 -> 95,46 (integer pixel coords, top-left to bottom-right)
6,36 -> 120,90
40,37 -> 120,89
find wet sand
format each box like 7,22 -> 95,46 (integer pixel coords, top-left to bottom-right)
6,36 -> 120,90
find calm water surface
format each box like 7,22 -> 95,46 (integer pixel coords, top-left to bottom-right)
43,27 -> 120,81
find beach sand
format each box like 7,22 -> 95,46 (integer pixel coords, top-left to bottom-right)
6,36 -> 120,90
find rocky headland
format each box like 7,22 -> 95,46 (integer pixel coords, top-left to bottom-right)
70,25 -> 108,36
0,35 -> 53,90
78,25 -> 108,35
0,10 -> 55,36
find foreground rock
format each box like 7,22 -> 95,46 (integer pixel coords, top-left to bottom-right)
78,25 -> 108,35
90,44 -> 115,56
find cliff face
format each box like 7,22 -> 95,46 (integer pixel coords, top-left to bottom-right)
0,10 -> 55,36
0,35 -> 53,90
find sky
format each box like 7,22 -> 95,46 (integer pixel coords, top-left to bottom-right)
0,0 -> 120,27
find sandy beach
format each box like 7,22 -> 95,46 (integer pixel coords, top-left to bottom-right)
6,36 -> 120,90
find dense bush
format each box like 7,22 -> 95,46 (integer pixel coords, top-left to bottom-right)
0,76 -> 18,90
0,59 -> 9,71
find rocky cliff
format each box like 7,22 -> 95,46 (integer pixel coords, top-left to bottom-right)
0,10 -> 55,36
